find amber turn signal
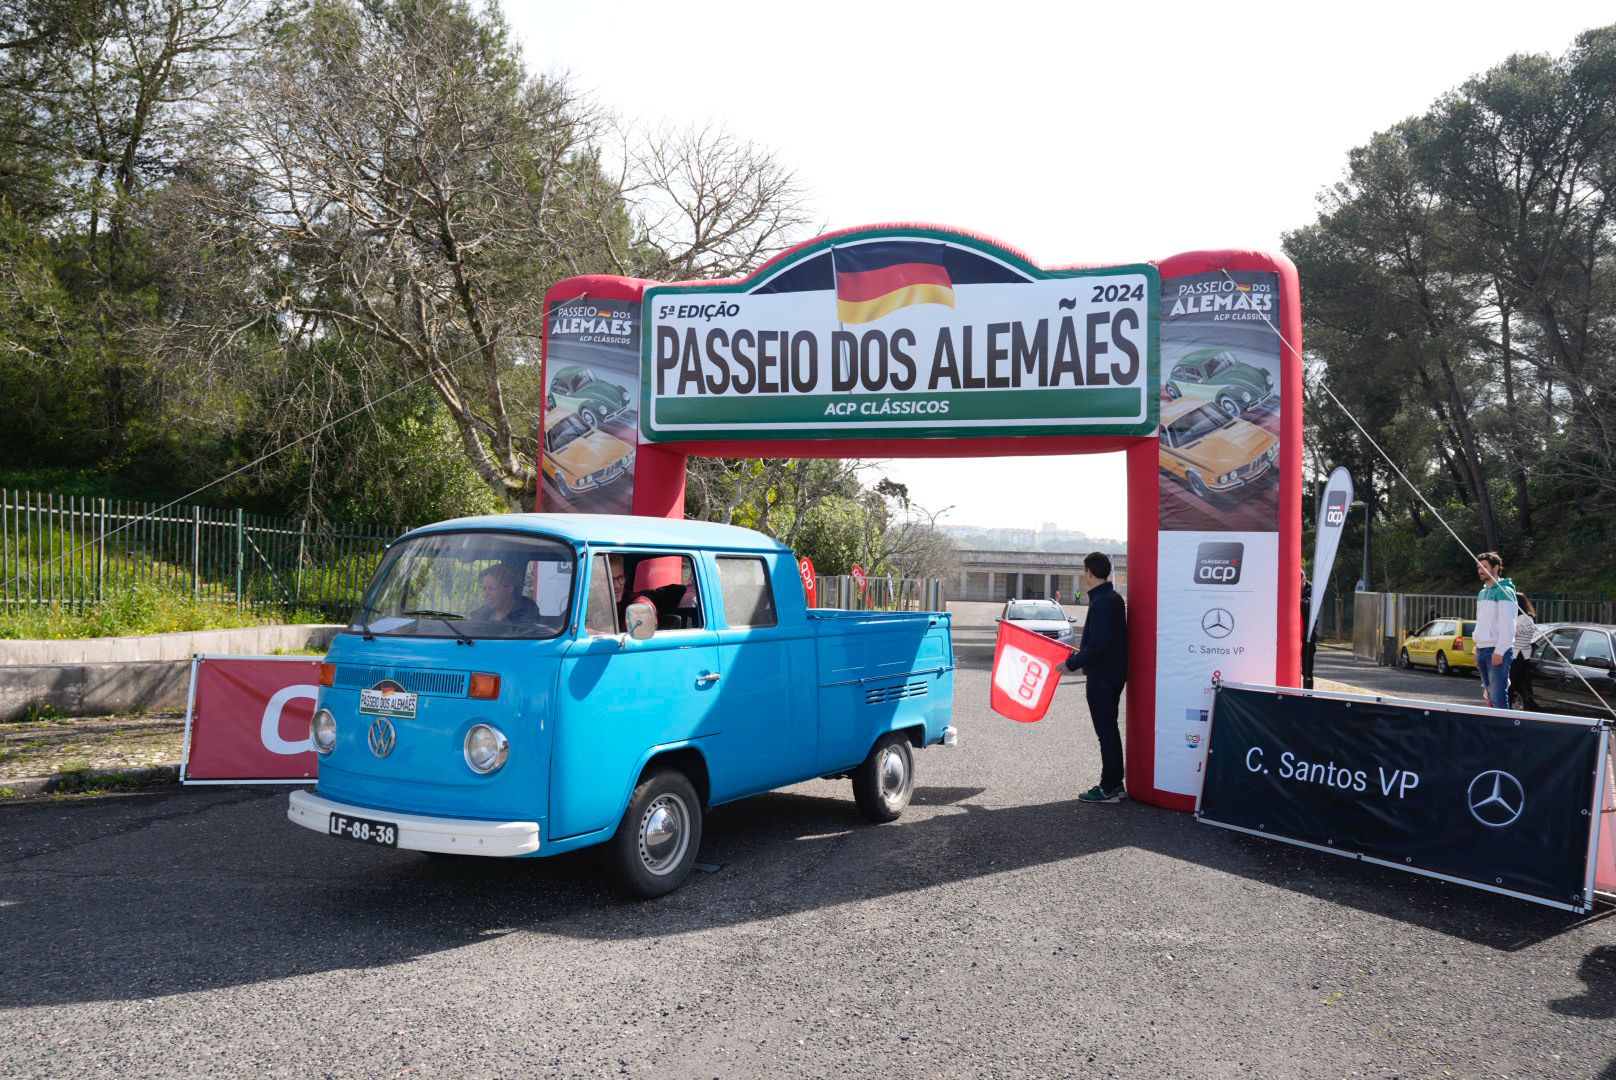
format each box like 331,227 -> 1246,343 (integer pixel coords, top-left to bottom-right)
468,672 -> 501,700
318,662 -> 335,688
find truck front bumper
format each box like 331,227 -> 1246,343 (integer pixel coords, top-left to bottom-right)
288,789 -> 540,857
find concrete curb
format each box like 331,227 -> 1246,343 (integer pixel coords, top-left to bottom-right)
1,763 -> 181,798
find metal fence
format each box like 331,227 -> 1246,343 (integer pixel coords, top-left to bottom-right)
813,575 -> 945,612
1349,589 -> 1615,666
0,490 -> 396,620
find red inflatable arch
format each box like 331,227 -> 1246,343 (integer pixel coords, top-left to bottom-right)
540,225 -> 1301,811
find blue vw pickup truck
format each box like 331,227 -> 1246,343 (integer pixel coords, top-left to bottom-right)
288,514 -> 956,896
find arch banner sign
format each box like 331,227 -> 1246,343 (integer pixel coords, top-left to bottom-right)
542,225 -> 1305,814
641,230 -> 1159,441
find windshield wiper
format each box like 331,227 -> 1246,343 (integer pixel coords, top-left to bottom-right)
403,609 -> 474,646
353,604 -> 377,642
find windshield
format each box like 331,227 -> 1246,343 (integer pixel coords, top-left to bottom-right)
351,531 -> 575,639
545,414 -> 591,453
1169,404 -> 1235,445
1008,602 -> 1064,621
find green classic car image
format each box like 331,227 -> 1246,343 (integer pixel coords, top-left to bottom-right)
1163,348 -> 1274,418
545,365 -> 631,429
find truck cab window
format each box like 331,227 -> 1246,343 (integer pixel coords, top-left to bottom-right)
716,557 -> 777,628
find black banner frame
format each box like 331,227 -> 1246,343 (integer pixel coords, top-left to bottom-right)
1196,681 -> 1611,914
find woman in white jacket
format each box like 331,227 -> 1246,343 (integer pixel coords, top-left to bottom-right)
1508,592 -> 1538,708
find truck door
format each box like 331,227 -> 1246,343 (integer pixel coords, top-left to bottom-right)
705,554 -> 815,799
550,551 -> 721,841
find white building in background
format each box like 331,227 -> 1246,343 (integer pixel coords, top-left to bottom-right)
953,549 -> 1128,603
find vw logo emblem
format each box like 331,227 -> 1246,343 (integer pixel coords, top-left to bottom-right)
1467,770 -> 1524,828
368,716 -> 397,759
1201,608 -> 1234,639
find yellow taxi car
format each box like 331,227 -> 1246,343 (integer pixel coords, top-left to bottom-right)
542,405 -> 633,493
1158,397 -> 1279,499
1399,617 -> 1479,675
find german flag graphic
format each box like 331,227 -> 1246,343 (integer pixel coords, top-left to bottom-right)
833,241 -> 955,324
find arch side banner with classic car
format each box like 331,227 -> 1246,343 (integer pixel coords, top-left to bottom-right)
542,298 -> 642,514
639,230 -> 1160,442
1154,269 -> 1285,798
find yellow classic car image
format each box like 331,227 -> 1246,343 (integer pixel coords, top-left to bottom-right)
1159,397 -> 1279,499
542,405 -> 633,493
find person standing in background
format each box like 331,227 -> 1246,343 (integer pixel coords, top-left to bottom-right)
1473,552 -> 1517,710
1301,570 -> 1319,690
1509,592 -> 1538,708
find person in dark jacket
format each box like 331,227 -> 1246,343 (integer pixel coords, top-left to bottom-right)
1063,551 -> 1128,803
1301,571 -> 1319,690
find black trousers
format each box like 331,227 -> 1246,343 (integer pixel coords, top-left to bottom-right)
1086,681 -> 1125,791
1301,641 -> 1317,689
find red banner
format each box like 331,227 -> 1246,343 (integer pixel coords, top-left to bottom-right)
851,564 -> 866,598
182,657 -> 322,783
797,555 -> 817,608
990,620 -> 1072,723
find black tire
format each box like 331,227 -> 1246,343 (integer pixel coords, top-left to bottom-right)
1216,394 -> 1241,418
1399,647 -> 1411,669
581,408 -> 601,430
1435,651 -> 1450,676
545,392 -> 556,410
852,733 -> 915,823
1164,383 -> 1181,401
607,769 -> 702,899
1187,471 -> 1211,500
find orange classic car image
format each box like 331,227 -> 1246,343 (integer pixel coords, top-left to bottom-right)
542,405 -> 633,493
1158,397 -> 1278,499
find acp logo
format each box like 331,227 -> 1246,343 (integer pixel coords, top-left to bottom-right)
1194,542 -> 1244,585
1325,492 -> 1348,528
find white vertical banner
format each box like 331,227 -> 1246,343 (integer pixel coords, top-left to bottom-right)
1153,531 -> 1279,795
1308,467 -> 1354,640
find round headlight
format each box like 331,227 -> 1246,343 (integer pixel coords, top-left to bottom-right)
311,708 -> 337,754
1241,391 -> 1251,402
464,724 -> 509,774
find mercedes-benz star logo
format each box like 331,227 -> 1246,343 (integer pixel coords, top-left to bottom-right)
368,716 -> 397,759
1201,608 -> 1235,639
1467,770 -> 1524,828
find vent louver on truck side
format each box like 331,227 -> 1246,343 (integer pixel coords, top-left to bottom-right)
864,681 -> 929,706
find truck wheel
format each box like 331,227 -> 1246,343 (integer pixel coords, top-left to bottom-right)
1399,647 -> 1411,669
607,769 -> 702,899
852,733 -> 914,823
1216,394 -> 1241,418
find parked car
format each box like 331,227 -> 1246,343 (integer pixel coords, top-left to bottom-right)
1001,598 -> 1076,644
543,405 -> 633,493
288,514 -> 957,897
1158,397 -> 1278,499
1512,623 -> 1616,716
546,365 -> 631,429
1163,348 -> 1274,418
1398,618 -> 1478,675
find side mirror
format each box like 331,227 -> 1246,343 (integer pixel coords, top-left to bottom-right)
625,601 -> 657,642
1580,655 -> 1613,671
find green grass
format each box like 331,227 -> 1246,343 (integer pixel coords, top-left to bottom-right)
0,787 -> 18,799
0,582 -> 327,639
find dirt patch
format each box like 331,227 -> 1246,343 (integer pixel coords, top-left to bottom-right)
0,712 -> 185,779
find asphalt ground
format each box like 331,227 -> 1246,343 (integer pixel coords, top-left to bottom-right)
1,616 -> 1613,1078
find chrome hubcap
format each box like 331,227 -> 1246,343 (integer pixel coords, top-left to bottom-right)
638,793 -> 689,876
878,746 -> 909,808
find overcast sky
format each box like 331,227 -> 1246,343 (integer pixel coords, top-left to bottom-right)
510,2 -> 1610,539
